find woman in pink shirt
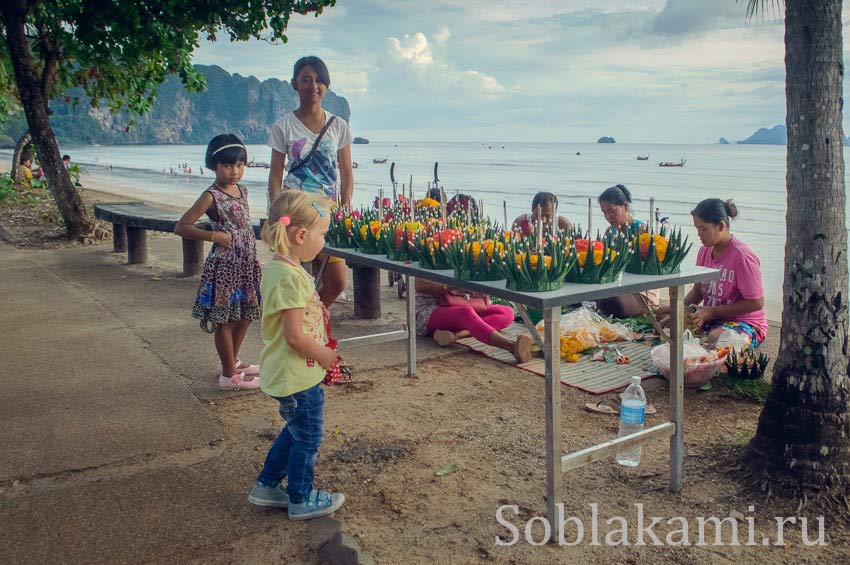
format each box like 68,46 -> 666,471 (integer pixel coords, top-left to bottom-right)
658,198 -> 767,348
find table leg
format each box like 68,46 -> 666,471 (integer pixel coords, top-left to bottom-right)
181,238 -> 204,276
543,306 -> 562,528
127,227 -> 147,264
112,223 -> 127,253
406,275 -> 417,378
668,285 -> 685,491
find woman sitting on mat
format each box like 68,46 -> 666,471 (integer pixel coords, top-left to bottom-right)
656,198 -> 767,349
512,191 -> 571,235
596,184 -> 655,318
414,279 -> 532,363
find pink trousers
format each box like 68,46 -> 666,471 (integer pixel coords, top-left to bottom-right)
426,304 -> 514,345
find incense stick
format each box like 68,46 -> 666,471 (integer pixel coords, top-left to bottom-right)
649,196 -> 655,233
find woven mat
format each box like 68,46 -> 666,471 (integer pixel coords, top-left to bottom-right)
456,322 -> 655,394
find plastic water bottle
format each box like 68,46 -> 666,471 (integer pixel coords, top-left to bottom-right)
616,376 -> 646,467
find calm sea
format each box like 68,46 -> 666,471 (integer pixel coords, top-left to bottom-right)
7,141 -> 850,319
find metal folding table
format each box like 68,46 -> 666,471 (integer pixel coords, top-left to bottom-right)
324,245 -> 719,527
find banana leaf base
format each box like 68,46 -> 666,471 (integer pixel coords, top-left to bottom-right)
625,263 -> 682,276
566,270 -> 624,285
328,238 -> 353,249
454,268 -> 505,282
506,278 -> 564,292
419,258 -> 451,270
386,249 -> 408,262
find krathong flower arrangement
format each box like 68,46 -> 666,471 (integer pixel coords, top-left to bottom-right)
566,234 -> 631,284
412,228 -> 460,269
446,236 -> 506,281
415,197 -> 441,210
352,218 -> 385,254
326,209 -> 359,248
625,227 -> 692,275
382,220 -> 422,261
498,234 -> 576,292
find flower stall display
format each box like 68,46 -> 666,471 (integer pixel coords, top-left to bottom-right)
352,218 -> 384,254
326,209 -> 358,248
566,236 -> 630,284
625,227 -> 692,275
412,228 -> 460,270
446,237 -> 505,281
499,235 -> 576,292
382,220 -> 421,261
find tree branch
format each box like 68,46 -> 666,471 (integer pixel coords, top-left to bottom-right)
38,24 -> 58,94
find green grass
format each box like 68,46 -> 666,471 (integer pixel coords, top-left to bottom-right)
0,173 -> 14,202
711,373 -> 771,403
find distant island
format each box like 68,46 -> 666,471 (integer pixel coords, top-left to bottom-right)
0,64 -> 350,147
353,137 -> 369,144
597,136 -> 616,144
738,124 -> 850,146
719,137 -> 731,145
738,125 -> 787,145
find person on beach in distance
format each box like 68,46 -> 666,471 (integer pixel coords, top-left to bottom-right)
175,134 -> 262,391
512,191 -> 571,235
267,56 -> 354,308
657,199 -> 767,349
63,154 -> 82,186
415,279 -> 533,363
597,184 -> 655,317
15,153 -> 34,186
247,190 -> 345,520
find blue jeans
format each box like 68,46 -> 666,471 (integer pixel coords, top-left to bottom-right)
256,384 -> 325,504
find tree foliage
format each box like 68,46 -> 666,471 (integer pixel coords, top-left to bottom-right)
0,0 -> 336,238
2,0 -> 336,116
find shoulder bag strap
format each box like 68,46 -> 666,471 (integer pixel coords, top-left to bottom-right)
288,115 -> 337,176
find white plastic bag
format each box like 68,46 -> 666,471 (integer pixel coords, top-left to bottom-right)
651,330 -> 715,373
535,304 -> 634,345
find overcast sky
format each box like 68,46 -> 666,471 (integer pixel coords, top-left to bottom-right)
193,0 -> 847,144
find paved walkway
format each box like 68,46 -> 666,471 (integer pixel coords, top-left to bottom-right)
0,241 -> 316,563
0,234 -> 438,563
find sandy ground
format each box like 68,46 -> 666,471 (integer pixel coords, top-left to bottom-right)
3,165 -> 846,563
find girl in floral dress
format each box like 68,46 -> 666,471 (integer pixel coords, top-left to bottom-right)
176,134 -> 262,390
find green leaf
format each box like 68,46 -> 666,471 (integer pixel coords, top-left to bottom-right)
435,464 -> 459,477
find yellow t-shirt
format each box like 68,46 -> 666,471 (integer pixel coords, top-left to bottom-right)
259,260 -> 326,397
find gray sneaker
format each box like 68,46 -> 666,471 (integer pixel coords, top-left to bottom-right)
288,489 -> 345,521
248,482 -> 289,508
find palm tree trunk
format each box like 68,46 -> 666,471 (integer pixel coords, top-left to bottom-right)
743,0 -> 850,500
1,5 -> 94,240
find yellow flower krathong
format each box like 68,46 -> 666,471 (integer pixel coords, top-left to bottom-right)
626,226 -> 692,276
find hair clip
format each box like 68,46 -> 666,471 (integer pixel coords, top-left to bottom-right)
212,143 -> 246,156
279,216 -> 291,226
311,202 -> 326,217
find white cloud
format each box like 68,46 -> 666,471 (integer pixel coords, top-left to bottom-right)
388,32 -> 434,65
463,70 -> 506,96
380,30 -> 506,102
435,24 -> 451,44
189,1 -> 850,141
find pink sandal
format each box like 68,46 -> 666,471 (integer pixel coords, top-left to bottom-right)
218,372 -> 261,391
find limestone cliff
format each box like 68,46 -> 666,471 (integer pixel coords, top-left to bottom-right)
0,64 -> 350,147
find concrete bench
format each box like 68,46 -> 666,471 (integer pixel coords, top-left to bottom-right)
94,201 -> 215,276
93,201 -> 382,318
